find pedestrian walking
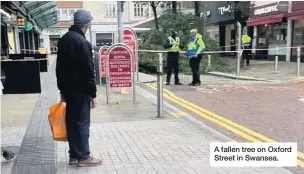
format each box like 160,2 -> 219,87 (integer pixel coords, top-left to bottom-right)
164,29 -> 182,85
56,9 -> 102,167
241,32 -> 251,66
186,29 -> 206,86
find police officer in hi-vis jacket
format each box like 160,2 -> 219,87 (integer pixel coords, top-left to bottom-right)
241,32 -> 252,66
164,30 -> 182,85
186,29 -> 206,86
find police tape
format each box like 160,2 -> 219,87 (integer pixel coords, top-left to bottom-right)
243,45 -> 304,51
1,58 -> 53,62
138,49 -> 241,54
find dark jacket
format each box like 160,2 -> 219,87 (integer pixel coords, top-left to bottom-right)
56,25 -> 97,98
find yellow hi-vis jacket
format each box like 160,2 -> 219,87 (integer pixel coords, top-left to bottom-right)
167,36 -> 180,52
242,34 -> 251,47
186,33 -> 206,57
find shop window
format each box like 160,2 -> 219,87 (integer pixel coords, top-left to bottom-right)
292,20 -> 304,55
96,33 -> 113,46
269,23 -> 287,55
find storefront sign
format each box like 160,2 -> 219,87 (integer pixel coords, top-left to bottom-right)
202,2 -> 245,24
250,1 -> 288,19
107,44 -> 133,88
254,5 -> 278,15
24,21 -> 33,31
99,46 -> 108,78
123,27 -> 137,72
218,5 -> 232,15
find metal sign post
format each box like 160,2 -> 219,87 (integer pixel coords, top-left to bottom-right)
105,43 -> 136,104
93,51 -> 101,85
297,47 -> 301,77
236,22 -> 242,76
156,53 -> 164,118
98,46 -> 109,85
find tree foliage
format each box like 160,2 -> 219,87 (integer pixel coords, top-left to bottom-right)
138,11 -> 232,74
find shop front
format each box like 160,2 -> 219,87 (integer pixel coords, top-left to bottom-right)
286,1 -> 304,62
247,1 -> 288,61
202,2 -> 250,55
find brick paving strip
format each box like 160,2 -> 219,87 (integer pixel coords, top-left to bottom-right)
10,60 -> 58,174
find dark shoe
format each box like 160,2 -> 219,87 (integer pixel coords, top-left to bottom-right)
69,158 -> 78,165
166,82 -> 170,85
175,82 -> 182,85
78,157 -> 102,167
188,83 -> 194,86
193,83 -> 201,86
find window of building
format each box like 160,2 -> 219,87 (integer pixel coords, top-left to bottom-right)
69,9 -> 76,19
181,1 -> 194,8
57,9 -> 61,20
134,3 -> 144,17
61,9 -> 68,20
57,8 -> 81,21
96,33 -> 113,46
105,4 -> 116,17
267,22 -> 287,55
292,20 -> 304,55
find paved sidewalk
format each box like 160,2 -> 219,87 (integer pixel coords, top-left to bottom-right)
208,60 -> 304,83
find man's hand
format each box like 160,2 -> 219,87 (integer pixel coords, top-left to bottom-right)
91,98 -> 97,108
60,94 -> 65,102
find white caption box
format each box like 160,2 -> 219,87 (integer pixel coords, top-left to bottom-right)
210,143 -> 297,167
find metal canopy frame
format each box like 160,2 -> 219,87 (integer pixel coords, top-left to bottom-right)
22,1 -> 58,30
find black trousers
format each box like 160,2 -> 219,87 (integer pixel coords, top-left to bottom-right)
64,93 -> 91,161
243,49 -> 250,66
166,52 -> 180,83
189,54 -> 202,84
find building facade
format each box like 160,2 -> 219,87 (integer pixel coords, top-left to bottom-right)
201,2 -> 251,55
247,1 -> 304,62
1,1 -> 56,56
40,1 -> 82,54
83,1 -> 154,47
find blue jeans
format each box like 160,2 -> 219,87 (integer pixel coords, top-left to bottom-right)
64,93 -> 91,161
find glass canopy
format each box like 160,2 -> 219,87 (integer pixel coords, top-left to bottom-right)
22,1 -> 58,29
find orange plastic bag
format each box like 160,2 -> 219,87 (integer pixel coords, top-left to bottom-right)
48,102 -> 67,141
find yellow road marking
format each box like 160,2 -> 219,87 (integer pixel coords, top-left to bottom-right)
147,83 -> 304,167
171,112 -> 188,116
150,83 -> 304,160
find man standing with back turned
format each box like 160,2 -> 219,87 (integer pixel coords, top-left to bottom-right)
56,10 -> 102,167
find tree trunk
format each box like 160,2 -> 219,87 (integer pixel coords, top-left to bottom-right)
151,2 -> 159,30
172,1 -> 177,13
194,1 -> 200,17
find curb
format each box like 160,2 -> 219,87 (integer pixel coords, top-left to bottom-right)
136,85 -> 234,142
207,72 -> 272,82
290,77 -> 304,83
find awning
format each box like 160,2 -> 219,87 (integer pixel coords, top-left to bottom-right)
22,1 -> 58,30
247,14 -> 285,26
286,11 -> 304,20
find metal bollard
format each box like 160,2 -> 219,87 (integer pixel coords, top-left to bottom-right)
236,49 -> 241,76
297,47 -> 301,77
208,55 -> 211,68
156,53 -> 164,118
274,46 -> 279,74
